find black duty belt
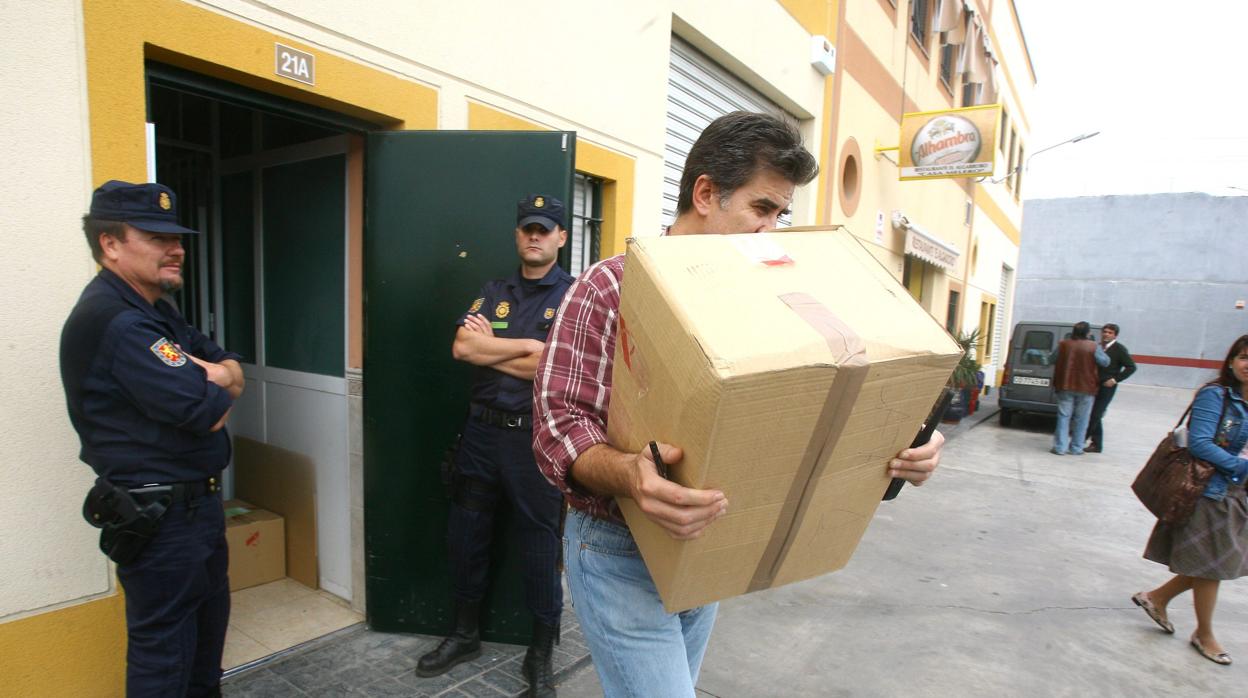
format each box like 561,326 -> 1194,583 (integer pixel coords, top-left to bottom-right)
474,405 -> 532,430
126,476 -> 220,504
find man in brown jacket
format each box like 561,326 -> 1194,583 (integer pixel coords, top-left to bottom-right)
1051,321 -> 1110,455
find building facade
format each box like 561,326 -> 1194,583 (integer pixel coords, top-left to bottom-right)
1014,194 -> 1248,389
0,1 -> 1034,692
825,0 -> 1033,383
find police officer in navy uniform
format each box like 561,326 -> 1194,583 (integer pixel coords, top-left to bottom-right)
416,195 -> 573,697
60,181 -> 243,697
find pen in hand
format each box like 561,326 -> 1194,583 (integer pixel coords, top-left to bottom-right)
648,441 -> 669,480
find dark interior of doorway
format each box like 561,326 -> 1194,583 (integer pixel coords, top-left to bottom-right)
146,62 -> 358,332
146,62 -> 367,671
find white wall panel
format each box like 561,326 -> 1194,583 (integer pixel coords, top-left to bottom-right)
265,382 -> 351,599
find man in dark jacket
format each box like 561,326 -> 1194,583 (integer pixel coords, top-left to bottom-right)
1051,321 -> 1109,455
61,181 -> 243,696
1086,323 -> 1136,453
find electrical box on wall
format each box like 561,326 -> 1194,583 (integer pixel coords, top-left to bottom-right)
810,35 -> 836,76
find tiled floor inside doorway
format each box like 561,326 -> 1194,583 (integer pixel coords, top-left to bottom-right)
224,578 -> 364,669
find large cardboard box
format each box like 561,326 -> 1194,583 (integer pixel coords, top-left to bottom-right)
607,231 -> 961,612
224,499 -> 287,592
233,438 -> 318,590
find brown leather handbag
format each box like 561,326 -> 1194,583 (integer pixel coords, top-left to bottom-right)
1131,387 -> 1229,525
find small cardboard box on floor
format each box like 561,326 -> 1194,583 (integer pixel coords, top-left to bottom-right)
607,231 -> 961,612
223,499 -> 286,592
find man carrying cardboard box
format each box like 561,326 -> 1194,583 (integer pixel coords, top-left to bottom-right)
533,112 -> 946,697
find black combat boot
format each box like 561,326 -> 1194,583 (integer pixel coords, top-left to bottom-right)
522,620 -> 559,697
415,600 -> 482,677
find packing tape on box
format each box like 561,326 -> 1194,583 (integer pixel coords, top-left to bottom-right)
749,293 -> 870,592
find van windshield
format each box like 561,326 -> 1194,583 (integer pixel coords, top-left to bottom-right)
1020,330 -> 1055,366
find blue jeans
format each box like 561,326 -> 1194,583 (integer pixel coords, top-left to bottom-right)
564,508 -> 718,698
1054,391 -> 1095,454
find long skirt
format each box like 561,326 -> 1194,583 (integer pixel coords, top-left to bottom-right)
1144,486 -> 1248,580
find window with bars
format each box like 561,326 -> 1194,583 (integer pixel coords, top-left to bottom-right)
939,43 -> 956,90
909,0 -> 931,49
999,108 -> 1009,154
568,173 -> 603,276
1005,128 -> 1017,190
961,78 -> 977,107
945,289 -> 960,333
1014,144 -> 1025,198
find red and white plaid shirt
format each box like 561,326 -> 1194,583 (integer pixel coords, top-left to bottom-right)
533,254 -> 626,522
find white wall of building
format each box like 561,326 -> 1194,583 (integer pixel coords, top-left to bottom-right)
207,0 -> 825,235
0,0 -> 110,619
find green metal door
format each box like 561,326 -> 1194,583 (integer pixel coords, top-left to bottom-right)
364,131 -> 575,642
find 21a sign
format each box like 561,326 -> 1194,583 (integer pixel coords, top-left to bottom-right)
275,43 -> 315,86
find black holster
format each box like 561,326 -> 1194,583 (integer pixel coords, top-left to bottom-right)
439,431 -> 464,496
82,478 -> 171,565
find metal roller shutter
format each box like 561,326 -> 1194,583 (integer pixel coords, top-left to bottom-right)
664,37 -> 795,228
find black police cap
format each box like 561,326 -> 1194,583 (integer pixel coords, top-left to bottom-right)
516,194 -> 565,231
89,180 -> 199,235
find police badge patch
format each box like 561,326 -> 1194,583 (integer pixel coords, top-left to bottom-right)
495,301 -> 511,318
150,337 -> 187,367
469,297 -> 484,313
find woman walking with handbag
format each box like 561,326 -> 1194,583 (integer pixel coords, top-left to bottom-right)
1131,334 -> 1248,666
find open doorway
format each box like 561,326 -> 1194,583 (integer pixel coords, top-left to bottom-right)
148,63 -> 367,670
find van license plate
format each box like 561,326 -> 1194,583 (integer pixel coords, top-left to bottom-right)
1013,376 -> 1049,387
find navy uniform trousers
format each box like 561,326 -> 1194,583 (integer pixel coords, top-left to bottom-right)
116,492 -> 230,697
448,414 -> 563,625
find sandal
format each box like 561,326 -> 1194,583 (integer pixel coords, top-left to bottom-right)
1190,634 -> 1232,666
1131,592 -> 1174,634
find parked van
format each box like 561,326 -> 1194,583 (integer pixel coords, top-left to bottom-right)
998,321 -> 1102,426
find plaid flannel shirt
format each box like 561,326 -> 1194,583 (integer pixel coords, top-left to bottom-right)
532,254 -> 626,522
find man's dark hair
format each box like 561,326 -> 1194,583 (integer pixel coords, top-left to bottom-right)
1103,323 -> 1120,335
82,215 -> 126,263
1216,334 -> 1248,390
675,111 -> 819,216
1071,321 -> 1090,340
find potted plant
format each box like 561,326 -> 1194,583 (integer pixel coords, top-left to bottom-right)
943,329 -> 982,423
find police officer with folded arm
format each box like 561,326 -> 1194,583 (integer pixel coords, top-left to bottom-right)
416,195 -> 573,697
60,181 -> 243,697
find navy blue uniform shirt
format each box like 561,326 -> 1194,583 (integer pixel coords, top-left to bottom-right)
60,268 -> 241,485
457,265 -> 573,413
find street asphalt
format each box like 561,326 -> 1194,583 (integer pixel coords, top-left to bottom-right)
560,384 -> 1246,696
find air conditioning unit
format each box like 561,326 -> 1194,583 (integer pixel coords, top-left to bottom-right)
811,35 -> 836,76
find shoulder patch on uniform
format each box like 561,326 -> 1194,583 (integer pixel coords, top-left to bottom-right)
544,307 -> 555,320
150,337 -> 187,367
469,297 -> 484,313
495,301 -> 511,319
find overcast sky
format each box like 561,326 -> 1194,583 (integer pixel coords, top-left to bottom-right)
1014,0 -> 1248,200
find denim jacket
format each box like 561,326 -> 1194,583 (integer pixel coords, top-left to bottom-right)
1188,385 -> 1248,500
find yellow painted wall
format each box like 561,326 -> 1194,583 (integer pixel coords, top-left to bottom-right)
467,103 -> 636,257
1,591 -> 127,697
778,0 -> 838,35
81,0 -> 436,184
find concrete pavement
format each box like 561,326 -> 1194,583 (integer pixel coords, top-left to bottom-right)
223,385 -> 1245,696
560,384 -> 1246,696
